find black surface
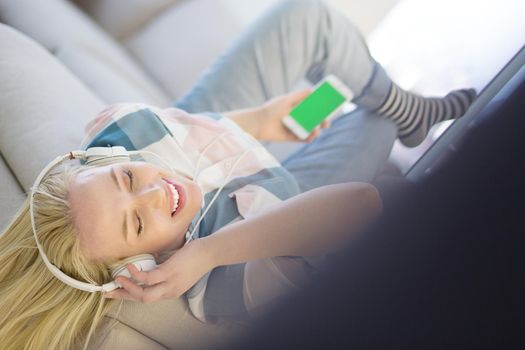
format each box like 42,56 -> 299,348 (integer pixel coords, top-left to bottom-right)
222,58 -> 525,350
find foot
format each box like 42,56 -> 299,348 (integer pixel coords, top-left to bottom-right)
375,84 -> 477,147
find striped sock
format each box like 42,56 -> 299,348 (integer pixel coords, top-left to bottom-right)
374,83 -> 477,147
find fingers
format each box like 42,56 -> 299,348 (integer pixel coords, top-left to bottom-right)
306,122 -> 330,142
140,283 -> 167,303
306,129 -> 320,143
113,275 -> 146,301
283,127 -> 300,142
104,264 -> 168,303
305,120 -> 332,142
104,288 -> 135,302
106,275 -> 167,303
127,263 -> 165,286
320,120 -> 331,129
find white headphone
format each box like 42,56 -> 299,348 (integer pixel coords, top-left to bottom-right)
31,139 -> 253,292
30,146 -> 162,292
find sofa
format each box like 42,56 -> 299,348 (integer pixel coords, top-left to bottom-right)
0,0 -> 284,348
1,0 -> 411,347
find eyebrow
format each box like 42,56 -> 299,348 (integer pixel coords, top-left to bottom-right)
110,167 -> 128,242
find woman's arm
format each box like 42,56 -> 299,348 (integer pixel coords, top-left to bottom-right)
202,182 -> 382,267
223,89 -> 330,142
223,106 -> 262,139
107,182 -> 382,302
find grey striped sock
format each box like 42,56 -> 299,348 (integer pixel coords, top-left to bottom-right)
374,83 -> 477,147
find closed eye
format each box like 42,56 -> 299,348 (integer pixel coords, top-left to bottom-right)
136,213 -> 143,236
125,169 -> 143,236
125,169 -> 134,190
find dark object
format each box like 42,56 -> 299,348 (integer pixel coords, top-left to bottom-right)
223,61 -> 525,350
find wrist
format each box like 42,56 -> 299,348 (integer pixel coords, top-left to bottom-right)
227,107 -> 263,140
193,236 -> 219,270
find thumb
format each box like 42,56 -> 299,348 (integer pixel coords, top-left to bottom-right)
289,88 -> 312,106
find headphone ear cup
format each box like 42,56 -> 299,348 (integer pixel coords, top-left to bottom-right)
110,254 -> 158,281
85,146 -> 131,166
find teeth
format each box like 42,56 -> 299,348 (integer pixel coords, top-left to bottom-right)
167,182 -> 179,214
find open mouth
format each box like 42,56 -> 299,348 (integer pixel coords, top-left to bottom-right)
162,178 -> 185,217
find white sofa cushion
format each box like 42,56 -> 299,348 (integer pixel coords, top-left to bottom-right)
123,0 -> 245,99
55,42 -> 171,106
0,23 -> 105,190
0,0 -> 171,106
87,299 -> 244,350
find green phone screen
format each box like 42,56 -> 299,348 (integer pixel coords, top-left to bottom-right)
289,81 -> 346,132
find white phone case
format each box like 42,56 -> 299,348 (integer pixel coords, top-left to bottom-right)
283,75 -> 354,140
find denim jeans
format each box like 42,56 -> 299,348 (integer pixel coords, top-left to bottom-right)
175,0 -> 397,191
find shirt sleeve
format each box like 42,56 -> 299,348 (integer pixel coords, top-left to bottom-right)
186,255 -> 322,324
80,102 -> 156,149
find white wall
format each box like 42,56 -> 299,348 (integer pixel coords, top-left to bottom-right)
328,0 -> 400,38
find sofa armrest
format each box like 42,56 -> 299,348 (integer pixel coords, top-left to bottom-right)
84,298 -> 245,350
88,318 -> 168,350
0,23 -> 105,190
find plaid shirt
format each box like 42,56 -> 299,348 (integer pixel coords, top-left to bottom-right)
82,103 -> 301,323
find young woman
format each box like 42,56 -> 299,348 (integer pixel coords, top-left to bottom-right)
0,0 -> 476,349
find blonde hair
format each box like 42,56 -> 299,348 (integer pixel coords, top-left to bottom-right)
0,165 -> 124,350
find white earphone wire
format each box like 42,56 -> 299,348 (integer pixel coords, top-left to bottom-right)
193,131 -> 232,182
185,146 -> 253,244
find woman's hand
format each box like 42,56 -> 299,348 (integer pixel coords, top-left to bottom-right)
104,239 -> 215,303
226,89 -> 331,142
259,88 -> 331,142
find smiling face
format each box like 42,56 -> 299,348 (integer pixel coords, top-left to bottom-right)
68,162 -> 202,263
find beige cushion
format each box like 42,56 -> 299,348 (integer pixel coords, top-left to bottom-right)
88,299 -> 245,350
90,321 -> 168,350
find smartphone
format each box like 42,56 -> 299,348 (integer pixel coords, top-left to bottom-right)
282,75 -> 353,140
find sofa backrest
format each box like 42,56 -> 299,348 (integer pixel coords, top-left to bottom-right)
0,23 -> 105,229
72,0 -> 262,100
0,0 -> 172,106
